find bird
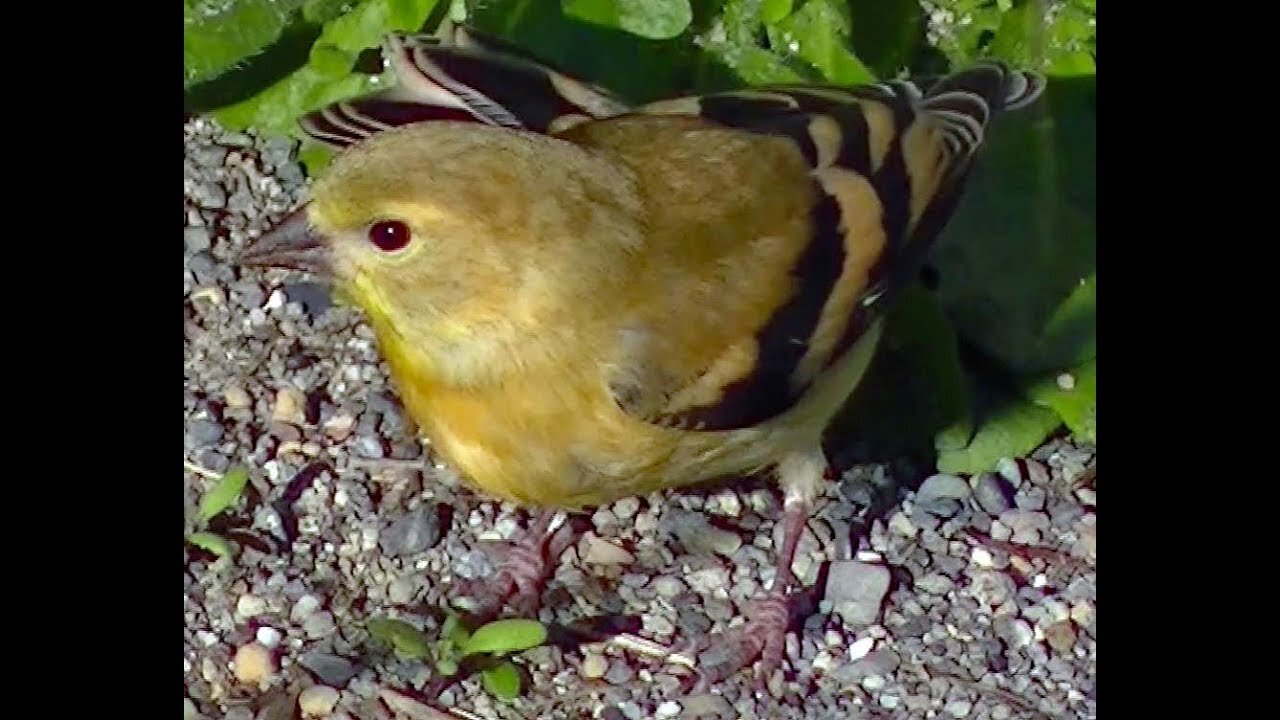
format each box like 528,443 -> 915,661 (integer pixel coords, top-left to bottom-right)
240,23 -> 1045,688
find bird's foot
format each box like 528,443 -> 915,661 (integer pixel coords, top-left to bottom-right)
452,510 -> 574,624
681,585 -> 805,693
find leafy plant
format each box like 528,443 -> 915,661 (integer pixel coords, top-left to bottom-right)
185,466 -> 250,558
184,0 -> 1096,474
368,613 -> 548,701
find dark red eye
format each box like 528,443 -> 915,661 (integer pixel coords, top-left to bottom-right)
368,220 -> 411,252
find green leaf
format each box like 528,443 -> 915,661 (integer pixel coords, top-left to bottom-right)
304,0 -> 355,23
441,612 -> 472,649
187,531 -> 235,558
766,0 -> 874,84
197,467 -> 249,524
481,661 -> 522,701
936,397 -> 1063,475
184,0 -> 307,88
760,0 -> 792,24
298,143 -> 335,175
210,0 -> 440,134
367,617 -> 433,660
214,65 -> 378,134
461,619 -> 547,657
309,43 -> 357,77
930,75 -> 1096,377
563,0 -> 694,40
987,0 -> 1096,77
1025,357 -> 1095,444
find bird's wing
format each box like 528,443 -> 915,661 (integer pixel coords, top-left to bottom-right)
568,67 -> 1045,432
299,24 -> 630,149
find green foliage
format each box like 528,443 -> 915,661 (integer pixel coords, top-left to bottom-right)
185,466 -> 252,560
197,466 -> 250,523
368,617 -> 434,660
460,618 -> 548,656
481,660 -> 523,700
185,0 -> 1096,473
186,531 -> 235,558
563,0 -> 694,39
367,612 -> 548,700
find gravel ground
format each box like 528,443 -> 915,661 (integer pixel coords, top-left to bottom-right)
183,117 -> 1097,720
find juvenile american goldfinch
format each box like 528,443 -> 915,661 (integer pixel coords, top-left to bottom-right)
242,25 -> 1045,686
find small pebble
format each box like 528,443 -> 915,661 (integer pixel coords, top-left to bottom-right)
655,701 -> 681,718
235,594 -> 266,619
580,653 -> 608,679
946,699 -> 973,717
298,685 -> 340,717
232,642 -> 274,685
255,626 -> 282,649
582,533 -> 636,564
825,561 -> 891,626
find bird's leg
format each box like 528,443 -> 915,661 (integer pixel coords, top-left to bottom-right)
453,509 -> 576,624
684,450 -> 826,691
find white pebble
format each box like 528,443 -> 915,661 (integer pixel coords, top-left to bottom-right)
291,594 -> 321,622
580,653 -> 608,679
971,547 -> 994,568
298,685 -> 340,717
855,550 -> 883,562
196,630 -> 219,647
1056,372 -> 1076,390
236,594 -> 267,619
256,626 -> 282,649
861,675 -> 885,691
655,701 -> 681,718
880,695 -> 900,709
847,636 -> 875,661
264,289 -> 285,311
1032,573 -> 1049,588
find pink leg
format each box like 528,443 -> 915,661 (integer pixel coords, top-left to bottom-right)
685,495 -> 813,690
453,510 -> 576,623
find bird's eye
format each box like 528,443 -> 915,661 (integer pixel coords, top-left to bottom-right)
368,220 -> 412,252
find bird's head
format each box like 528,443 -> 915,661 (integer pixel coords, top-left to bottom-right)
240,121 -> 641,379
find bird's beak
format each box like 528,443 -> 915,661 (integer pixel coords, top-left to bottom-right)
238,206 -> 332,276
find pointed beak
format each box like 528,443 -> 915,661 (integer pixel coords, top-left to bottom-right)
238,206 -> 332,276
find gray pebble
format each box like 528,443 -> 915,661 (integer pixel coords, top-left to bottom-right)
184,226 -> 212,254
187,419 -> 224,447
284,281 -> 333,316
825,561 -> 891,626
946,699 -> 973,717
915,573 -> 955,595
678,606 -> 712,635
187,252 -> 217,284
379,506 -> 441,557
304,611 -> 336,639
917,474 -> 972,504
194,182 -> 227,209
1014,485 -> 1047,510
1000,510 -> 1050,544
261,136 -> 297,168
227,188 -> 255,217
298,652 -> 357,686
604,659 -> 635,684
972,473 -> 1015,515
682,693 -> 733,719
194,145 -> 229,168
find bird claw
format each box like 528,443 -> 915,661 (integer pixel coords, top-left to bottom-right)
451,512 -> 567,624
681,588 -> 794,694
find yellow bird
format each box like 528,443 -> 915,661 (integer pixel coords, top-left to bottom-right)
242,25 -> 1044,685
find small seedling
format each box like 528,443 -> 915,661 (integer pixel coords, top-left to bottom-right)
185,466 -> 249,559
368,613 -> 548,701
